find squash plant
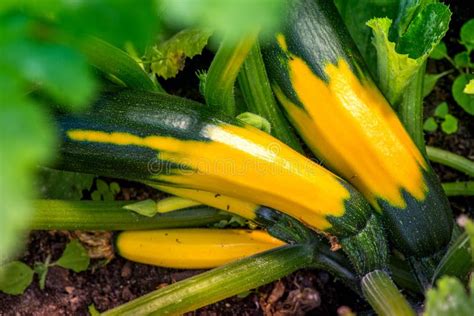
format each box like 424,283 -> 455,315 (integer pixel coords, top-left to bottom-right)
1,0 -> 473,315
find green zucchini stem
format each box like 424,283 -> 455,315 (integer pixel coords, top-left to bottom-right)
205,31 -> 259,116
30,200 -> 228,231
81,37 -> 164,92
237,41 -> 303,152
427,146 -> 474,178
442,181 -> 474,196
102,244 -> 357,316
398,62 -> 426,153
361,270 -> 416,316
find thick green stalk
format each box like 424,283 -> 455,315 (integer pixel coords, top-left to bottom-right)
427,146 -> 474,177
102,244 -> 356,316
30,200 -> 228,231
205,31 -> 259,116
362,270 -> 416,316
432,232 -> 472,283
442,181 -> 474,196
398,63 -> 426,152
237,41 -> 302,152
81,37 -> 164,92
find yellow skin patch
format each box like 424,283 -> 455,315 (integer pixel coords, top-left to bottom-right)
67,123 -> 350,230
117,229 -> 285,269
274,35 -> 427,209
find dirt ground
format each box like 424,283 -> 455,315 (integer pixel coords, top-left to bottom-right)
0,1 -> 472,315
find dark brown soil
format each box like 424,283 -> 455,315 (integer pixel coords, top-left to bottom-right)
1,1 -> 472,315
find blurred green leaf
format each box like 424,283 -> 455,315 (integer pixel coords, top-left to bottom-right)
464,79 -> 474,94
91,179 -> 120,201
423,117 -> 438,132
150,28 -> 213,79
37,168 -> 95,200
452,74 -> 474,115
434,102 -> 449,118
454,52 -> 470,68
236,112 -> 272,134
424,277 -> 474,316
58,0 -> 159,51
441,114 -> 458,134
162,0 -> 286,40
56,240 -> 90,273
465,219 -> 474,264
88,304 -> 100,316
0,261 -> 34,295
423,71 -> 451,97
123,199 -> 157,217
460,19 -> 474,51
430,41 -> 447,60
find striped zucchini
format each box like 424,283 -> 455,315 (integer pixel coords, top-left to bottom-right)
55,89 -> 386,273
262,0 -> 452,257
116,229 -> 285,269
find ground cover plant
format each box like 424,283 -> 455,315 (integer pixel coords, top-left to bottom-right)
0,0 -> 473,315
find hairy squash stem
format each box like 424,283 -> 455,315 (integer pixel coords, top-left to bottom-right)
361,270 -> 416,316
442,181 -> 474,196
80,37 -> 164,92
237,41 -> 303,152
30,200 -> 228,231
55,89 -> 388,276
205,31 -> 259,116
102,244 -> 357,316
398,64 -> 426,153
427,146 -> 474,177
263,0 -> 452,259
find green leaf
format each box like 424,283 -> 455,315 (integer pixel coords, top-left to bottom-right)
423,71 -> 451,97
88,304 -> 100,316
367,17 -> 421,105
0,261 -> 34,295
150,28 -> 213,79
464,79 -> 474,94
423,117 -> 438,132
123,199 -> 157,217
396,3 -> 451,59
0,89 -> 56,262
367,3 -> 451,106
96,179 -> 109,193
56,240 -> 90,273
162,0 -> 286,40
236,112 -> 272,134
441,114 -> 458,135
429,41 -> 447,60
109,182 -> 120,195
434,102 -> 449,118
37,168 -> 95,200
460,19 -> 474,51
454,52 -> 470,68
334,0 -> 399,77
452,74 -> 474,115
424,277 -> 474,316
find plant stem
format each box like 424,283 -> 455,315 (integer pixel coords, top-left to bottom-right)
442,181 -> 474,196
398,62 -> 426,153
361,270 -> 415,316
205,31 -> 259,116
426,146 -> 474,177
80,37 -> 164,92
432,232 -> 472,283
30,200 -> 228,231
237,41 -> 302,152
102,244 -> 348,316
